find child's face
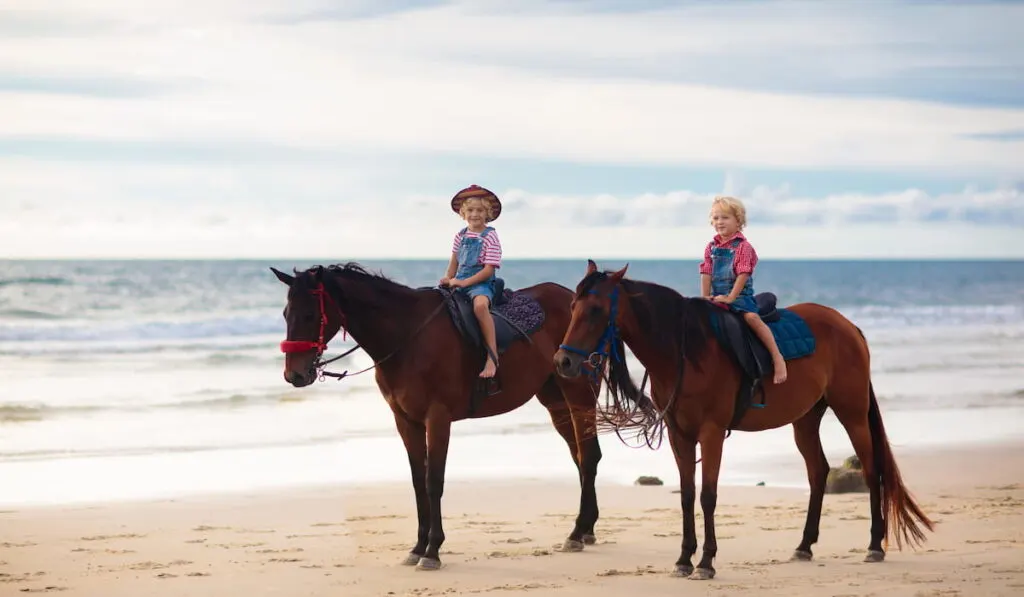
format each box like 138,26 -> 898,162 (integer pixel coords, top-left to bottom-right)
462,200 -> 488,228
710,205 -> 740,238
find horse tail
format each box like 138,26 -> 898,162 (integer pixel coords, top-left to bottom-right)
867,381 -> 935,550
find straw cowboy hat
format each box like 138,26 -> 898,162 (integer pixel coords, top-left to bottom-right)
450,184 -> 502,221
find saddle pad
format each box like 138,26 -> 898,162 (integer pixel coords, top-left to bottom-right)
437,287 -> 545,354
494,289 -> 545,336
767,308 -> 816,360
709,307 -> 815,363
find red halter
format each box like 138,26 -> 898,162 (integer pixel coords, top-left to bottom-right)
279,282 -> 346,354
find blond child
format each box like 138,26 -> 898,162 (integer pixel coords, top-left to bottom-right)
699,195 -> 787,384
440,185 -> 503,378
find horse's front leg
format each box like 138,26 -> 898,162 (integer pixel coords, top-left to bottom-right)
392,410 -> 429,566
692,425 -> 726,580
668,430 -> 699,577
416,403 -> 453,571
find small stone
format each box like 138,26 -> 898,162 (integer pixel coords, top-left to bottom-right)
756,481 -> 766,487
634,476 -> 664,486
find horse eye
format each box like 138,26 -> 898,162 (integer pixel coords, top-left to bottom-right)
588,305 -> 603,320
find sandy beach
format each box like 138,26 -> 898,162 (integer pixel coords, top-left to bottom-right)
3,439 -> 1022,597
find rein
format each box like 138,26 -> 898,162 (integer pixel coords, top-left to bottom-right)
279,280 -> 445,382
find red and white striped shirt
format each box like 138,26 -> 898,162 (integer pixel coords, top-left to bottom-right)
699,232 -> 757,276
452,228 -> 502,268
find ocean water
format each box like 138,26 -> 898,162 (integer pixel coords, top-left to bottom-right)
1,259 -> 1022,507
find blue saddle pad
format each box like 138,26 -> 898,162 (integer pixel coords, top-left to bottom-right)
766,308 -> 816,360
708,305 -> 815,380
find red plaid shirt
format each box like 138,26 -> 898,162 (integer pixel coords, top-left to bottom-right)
699,232 -> 758,276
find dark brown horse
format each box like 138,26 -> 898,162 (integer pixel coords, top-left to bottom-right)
553,260 -> 934,580
271,263 -> 623,571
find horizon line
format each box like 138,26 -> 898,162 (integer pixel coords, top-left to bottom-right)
3,256 -> 1023,263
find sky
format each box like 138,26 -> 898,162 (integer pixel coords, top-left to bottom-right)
1,0 -> 1023,259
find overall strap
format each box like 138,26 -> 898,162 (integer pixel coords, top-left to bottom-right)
479,226 -> 494,238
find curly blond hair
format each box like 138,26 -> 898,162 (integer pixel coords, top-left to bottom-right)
459,196 -> 498,222
709,195 -> 747,229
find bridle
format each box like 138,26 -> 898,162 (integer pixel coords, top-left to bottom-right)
558,286 -> 623,380
278,279 -> 445,381
279,281 -> 360,379
558,281 -> 685,453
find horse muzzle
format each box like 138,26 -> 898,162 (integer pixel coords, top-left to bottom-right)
553,348 -> 585,378
283,368 -> 315,388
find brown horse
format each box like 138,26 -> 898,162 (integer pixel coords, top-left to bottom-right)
271,263 -> 625,571
553,260 -> 934,580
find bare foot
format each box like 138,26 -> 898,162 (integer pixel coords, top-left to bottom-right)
773,359 -> 787,384
479,358 -> 497,378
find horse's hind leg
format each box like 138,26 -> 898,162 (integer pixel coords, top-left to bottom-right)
827,377 -> 886,562
538,376 -> 602,550
791,398 -> 830,562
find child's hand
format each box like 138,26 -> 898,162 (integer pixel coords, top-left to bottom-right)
439,277 -> 451,286
448,279 -> 465,288
712,295 -> 734,304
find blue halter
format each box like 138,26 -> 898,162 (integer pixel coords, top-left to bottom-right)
558,287 -> 622,378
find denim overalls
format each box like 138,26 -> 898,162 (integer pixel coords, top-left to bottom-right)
710,238 -> 758,313
455,226 -> 496,302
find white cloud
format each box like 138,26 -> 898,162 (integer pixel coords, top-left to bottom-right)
2,156 -> 1020,259
2,1 -> 1022,260
0,1 -> 1022,174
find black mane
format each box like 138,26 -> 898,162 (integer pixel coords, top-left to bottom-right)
294,262 -> 423,315
577,271 -> 712,365
579,270 -> 714,448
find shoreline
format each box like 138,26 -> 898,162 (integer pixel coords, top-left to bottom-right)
3,422 -> 1021,511
2,425 -> 1021,511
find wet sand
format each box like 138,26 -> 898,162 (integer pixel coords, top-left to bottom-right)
2,439 -> 1022,596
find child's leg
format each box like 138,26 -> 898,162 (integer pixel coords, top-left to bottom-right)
473,295 -> 498,378
742,312 -> 788,384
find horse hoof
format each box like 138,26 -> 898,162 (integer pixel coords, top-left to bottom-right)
401,552 -> 421,566
791,549 -> 813,562
864,549 -> 885,563
559,539 -> 585,552
689,567 -> 715,580
671,565 -> 694,577
582,533 -> 597,545
416,557 -> 442,571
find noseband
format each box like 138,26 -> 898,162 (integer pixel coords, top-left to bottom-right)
279,282 -> 358,378
279,282 -> 340,355
558,286 -> 622,378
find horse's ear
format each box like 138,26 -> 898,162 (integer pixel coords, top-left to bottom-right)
270,267 -> 294,286
586,259 -> 598,276
314,265 -> 324,282
609,263 -> 629,283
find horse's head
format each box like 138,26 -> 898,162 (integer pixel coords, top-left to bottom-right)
554,259 -> 628,378
271,265 -> 345,387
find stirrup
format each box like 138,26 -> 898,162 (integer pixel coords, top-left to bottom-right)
473,373 -> 501,397
482,377 -> 502,396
